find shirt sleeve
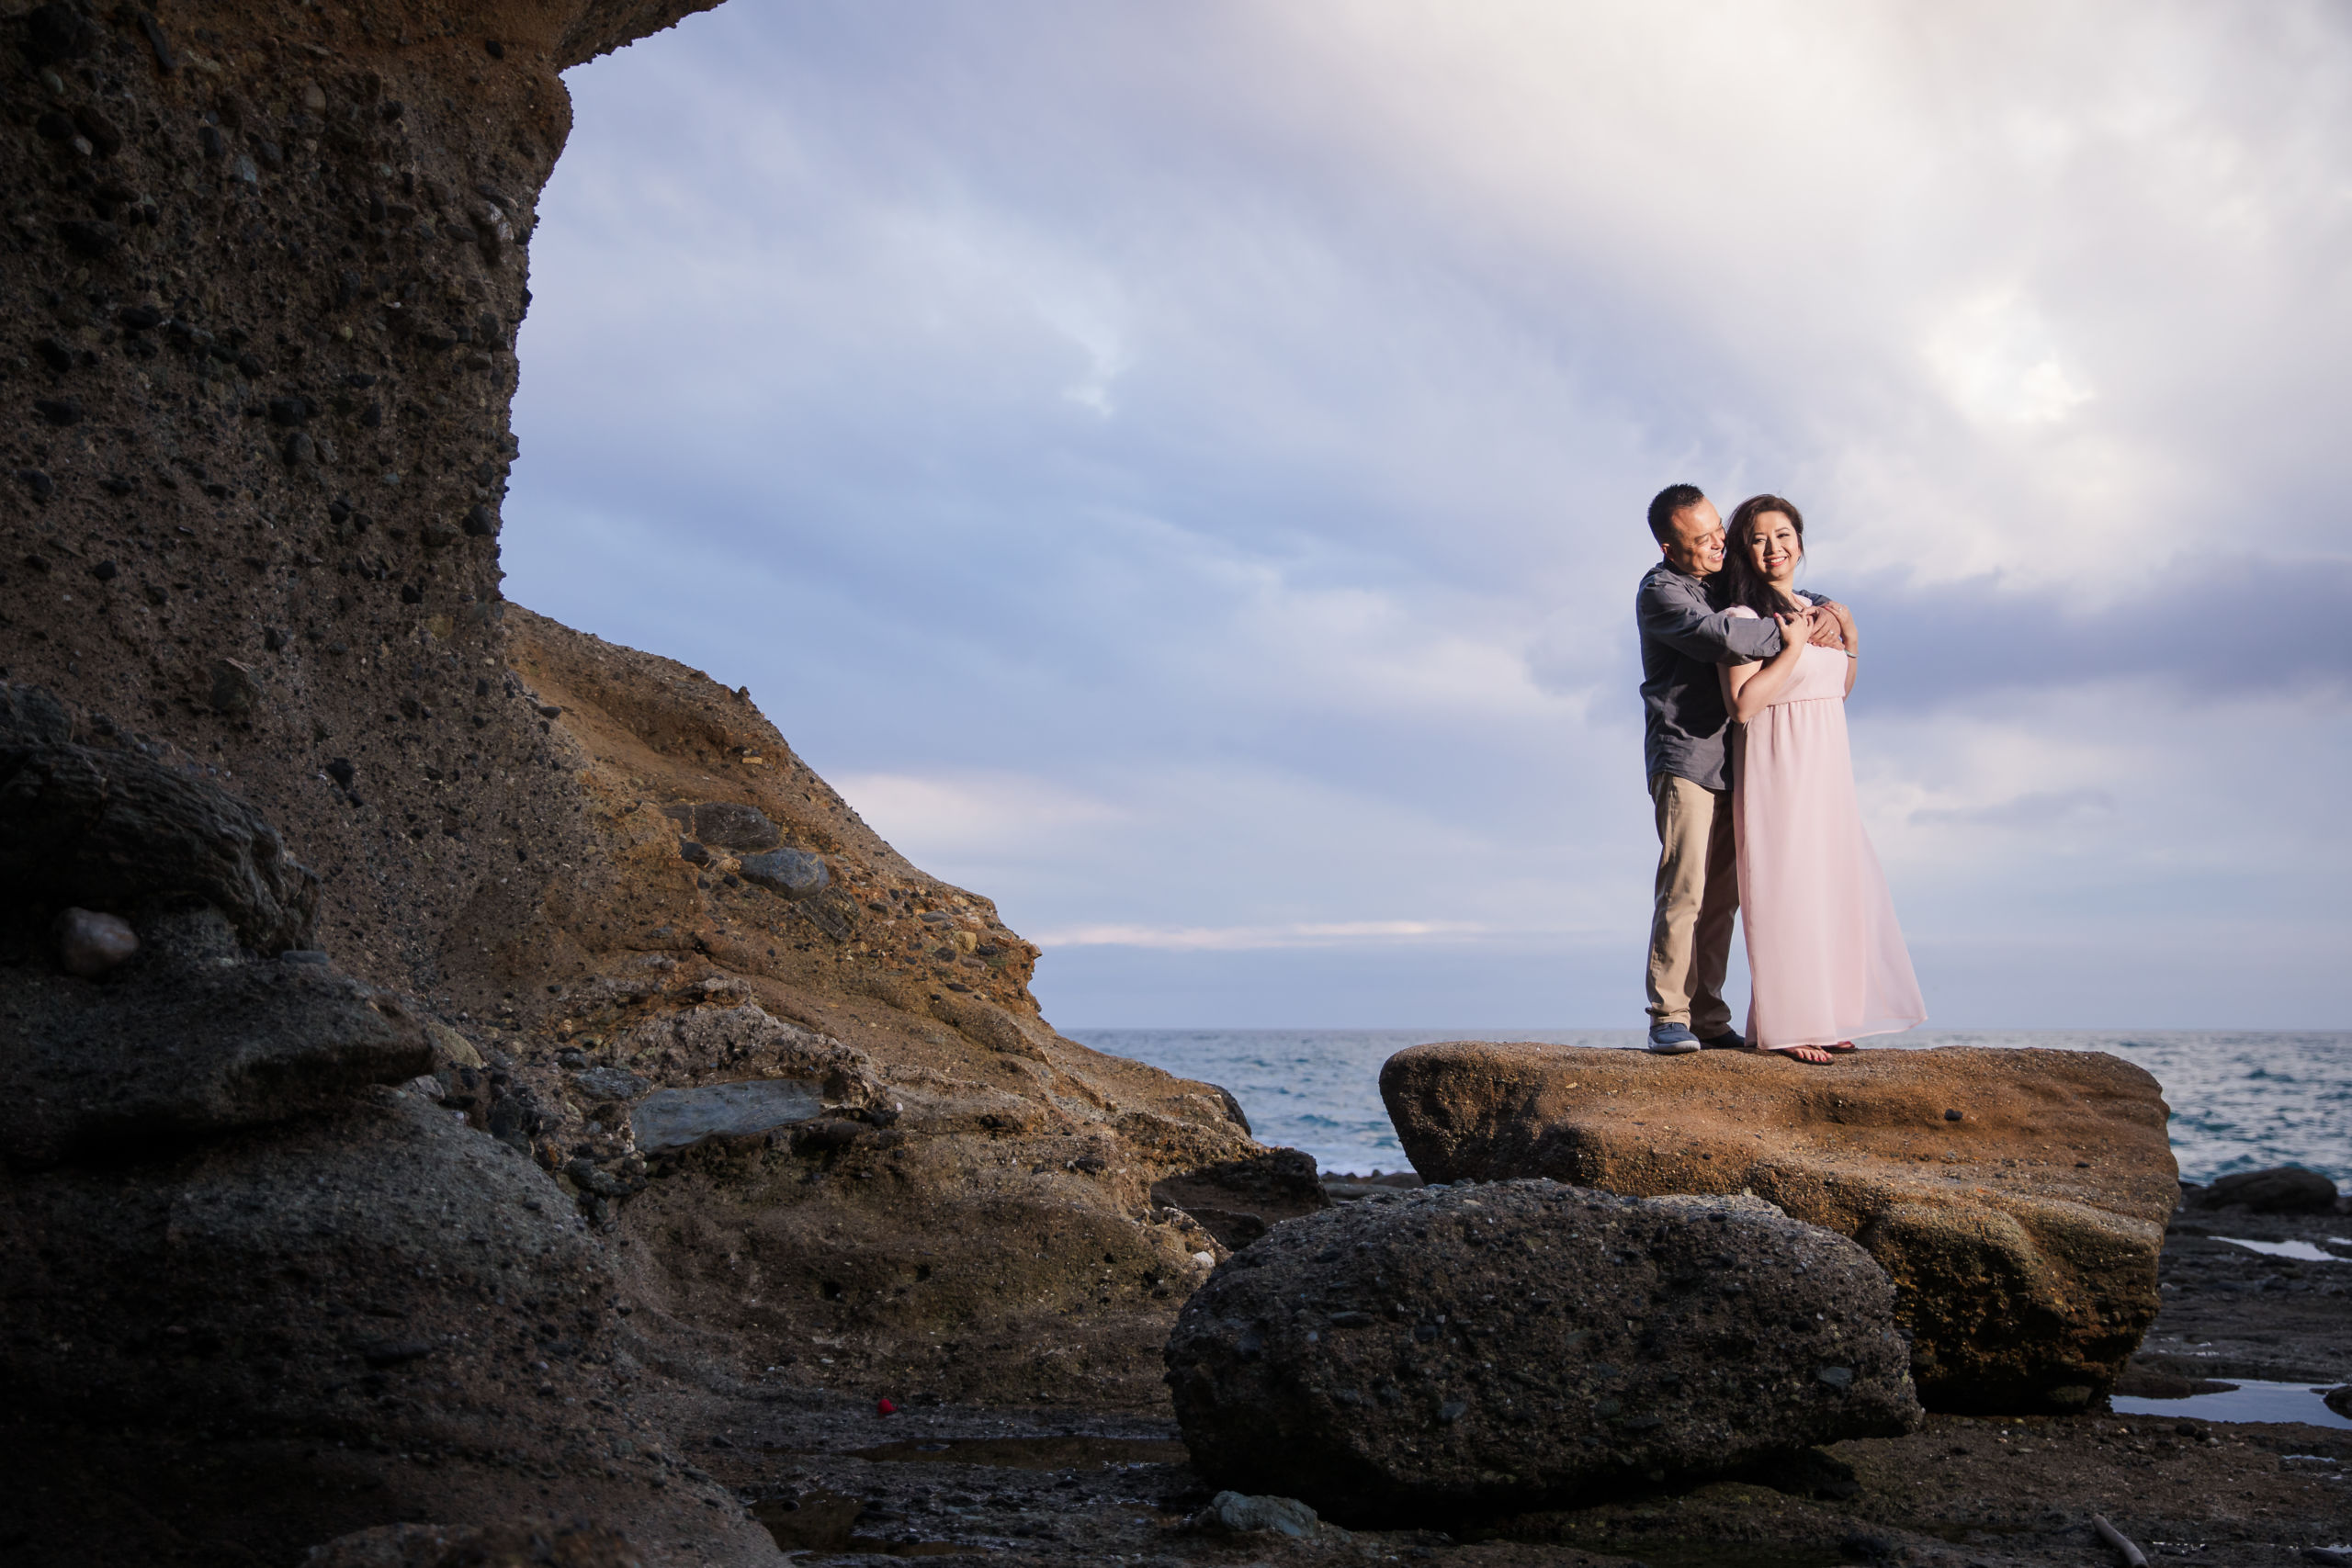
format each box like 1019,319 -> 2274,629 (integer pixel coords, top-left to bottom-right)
1638,575 -> 1783,663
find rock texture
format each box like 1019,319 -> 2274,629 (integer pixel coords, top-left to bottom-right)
0,5 -> 1273,1562
2,900 -> 430,1166
1381,1044 -> 2179,1415
1165,1181 -> 1921,1526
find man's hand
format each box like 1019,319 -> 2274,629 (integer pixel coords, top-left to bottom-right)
1805,600 -> 1848,649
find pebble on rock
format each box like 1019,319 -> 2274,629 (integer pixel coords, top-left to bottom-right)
56,908 -> 139,976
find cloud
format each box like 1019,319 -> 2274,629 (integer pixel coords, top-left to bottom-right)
1034,920 -> 1487,952
1907,788 -> 2116,831
504,0 -> 2352,1027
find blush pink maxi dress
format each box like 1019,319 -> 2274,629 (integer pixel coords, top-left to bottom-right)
1726,604 -> 1927,1048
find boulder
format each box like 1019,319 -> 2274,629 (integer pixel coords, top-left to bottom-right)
1380,1043 -> 2178,1414
1164,1181 -> 1920,1525
1,905 -> 432,1168
1,682 -> 319,953
2189,1166 -> 2338,1213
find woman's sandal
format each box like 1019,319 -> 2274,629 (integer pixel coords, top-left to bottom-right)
1824,1041 -> 1859,1053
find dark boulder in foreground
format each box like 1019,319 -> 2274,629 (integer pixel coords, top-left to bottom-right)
1164,1180 -> 1920,1526
1382,1043 -> 2177,1414
2188,1166 -> 2339,1213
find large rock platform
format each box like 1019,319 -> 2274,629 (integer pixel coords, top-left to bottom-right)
1165,1180 -> 1922,1525
1381,1043 -> 2179,1413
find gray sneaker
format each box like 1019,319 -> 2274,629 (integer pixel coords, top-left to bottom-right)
1645,1022 -> 1701,1055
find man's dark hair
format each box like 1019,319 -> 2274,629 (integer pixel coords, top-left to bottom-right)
1646,483 -> 1706,543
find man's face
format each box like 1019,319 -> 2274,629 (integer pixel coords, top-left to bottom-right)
1661,498 -> 1725,578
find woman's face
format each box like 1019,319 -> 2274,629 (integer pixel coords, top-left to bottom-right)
1743,512 -> 1803,583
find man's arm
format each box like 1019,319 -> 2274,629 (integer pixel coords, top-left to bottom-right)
1637,573 -> 1783,663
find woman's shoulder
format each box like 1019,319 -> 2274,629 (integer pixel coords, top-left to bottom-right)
1725,604 -> 1761,619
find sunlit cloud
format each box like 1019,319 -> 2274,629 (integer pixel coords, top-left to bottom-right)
505,0 -> 2352,1027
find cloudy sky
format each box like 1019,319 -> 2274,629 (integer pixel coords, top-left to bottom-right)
504,1 -> 2352,1030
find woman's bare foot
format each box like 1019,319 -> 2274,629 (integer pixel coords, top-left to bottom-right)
1766,1044 -> 1835,1064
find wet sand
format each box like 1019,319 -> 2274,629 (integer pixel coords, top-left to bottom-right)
677,1204 -> 2350,1565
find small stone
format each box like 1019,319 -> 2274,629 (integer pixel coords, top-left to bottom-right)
268,397 -> 309,426
26,4 -> 102,65
462,503 -> 500,536
35,398 -> 84,426
687,801 -> 781,852
263,626 -> 291,652
17,469 -> 55,501
55,220 -> 119,257
741,848 -> 830,899
1816,1365 -> 1855,1389
119,303 -> 164,333
56,908 -> 139,976
71,105 -> 123,156
35,337 -> 74,372
485,39 -> 506,59
232,154 -> 258,185
1192,1492 -> 1325,1540
419,523 -> 457,548
90,560 -> 118,581
207,658 -> 261,717
1942,1109 -> 1962,1122
282,431 -> 315,466
324,758 -> 356,788
571,1066 -> 650,1102
677,840 -> 711,865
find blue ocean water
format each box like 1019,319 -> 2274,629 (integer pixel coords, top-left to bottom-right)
1068,1029 -> 2352,1184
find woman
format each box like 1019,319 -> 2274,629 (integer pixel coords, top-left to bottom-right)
1715,495 -> 1925,1063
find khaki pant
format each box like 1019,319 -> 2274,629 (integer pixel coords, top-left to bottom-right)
1645,771 -> 1738,1035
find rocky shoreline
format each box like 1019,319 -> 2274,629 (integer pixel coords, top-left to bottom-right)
4,6 -> 2345,1565
608,1184 -> 2347,1568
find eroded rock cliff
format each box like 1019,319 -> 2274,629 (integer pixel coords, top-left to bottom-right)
0,5 -> 1267,1562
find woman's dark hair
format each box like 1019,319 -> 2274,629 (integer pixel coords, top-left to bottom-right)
1714,493 -> 1807,617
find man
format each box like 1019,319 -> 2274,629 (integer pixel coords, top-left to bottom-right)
1634,483 -> 1838,1054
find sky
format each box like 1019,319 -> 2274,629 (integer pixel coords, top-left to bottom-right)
503,1 -> 2352,1031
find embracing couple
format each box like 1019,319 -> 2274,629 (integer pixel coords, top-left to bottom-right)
1635,483 -> 1925,1064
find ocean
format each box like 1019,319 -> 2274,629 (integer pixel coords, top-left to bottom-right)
1068,1029 -> 2352,1185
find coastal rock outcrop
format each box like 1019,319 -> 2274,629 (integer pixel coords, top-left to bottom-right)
0,1 -> 1274,1559
1381,1043 -> 2178,1414
1165,1181 -> 1921,1525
